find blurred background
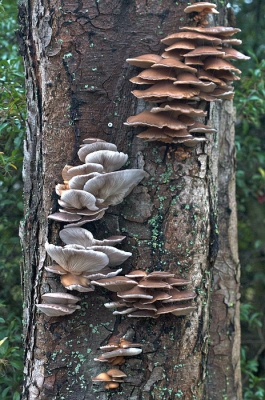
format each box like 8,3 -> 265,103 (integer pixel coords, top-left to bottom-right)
0,0 -> 264,398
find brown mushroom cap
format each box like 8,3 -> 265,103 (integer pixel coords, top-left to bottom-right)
126,54 -> 162,68
161,32 -> 222,46
125,110 -> 187,130
128,310 -> 158,318
151,58 -> 197,73
222,47 -> 250,60
137,279 -> 172,289
180,26 -> 241,37
183,46 -> 225,58
125,270 -> 147,278
132,82 -> 200,100
150,101 -> 207,117
104,382 -> 120,390
184,2 -> 218,14
92,372 -> 112,382
203,57 -> 241,74
60,273 -> 93,292
136,68 -> 177,81
156,304 -> 197,316
107,369 -> 127,379
165,39 -> 197,51
161,289 -> 196,303
91,277 -> 138,292
117,286 -> 153,300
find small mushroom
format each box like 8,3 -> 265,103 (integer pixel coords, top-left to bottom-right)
84,150 -> 128,173
126,54 -> 163,68
77,142 -> 117,163
91,276 -> 138,292
36,303 -> 80,317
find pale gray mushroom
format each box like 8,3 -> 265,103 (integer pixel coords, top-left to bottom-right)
60,273 -> 94,292
84,268 -> 123,280
85,150 -> 128,173
83,169 -> 148,207
78,142 -> 118,163
65,211 -> 106,227
45,243 -> 109,274
62,163 -> 104,181
91,276 -> 138,292
90,246 -> 132,266
48,212 -> 82,223
59,227 -> 126,248
68,172 -> 102,190
36,303 -> 80,317
100,347 -> 142,359
41,292 -> 81,304
59,189 -> 98,211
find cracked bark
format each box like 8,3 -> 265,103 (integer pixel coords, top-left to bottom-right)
19,0 -> 241,399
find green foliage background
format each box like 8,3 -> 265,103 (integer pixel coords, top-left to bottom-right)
0,0 -> 264,398
0,0 -> 24,397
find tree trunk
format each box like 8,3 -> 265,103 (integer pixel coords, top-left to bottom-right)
19,0 -> 241,399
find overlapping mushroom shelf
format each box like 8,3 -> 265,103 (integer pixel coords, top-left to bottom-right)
93,270 -> 196,318
125,2 -> 249,145
44,227 -> 132,294
48,138 -> 147,226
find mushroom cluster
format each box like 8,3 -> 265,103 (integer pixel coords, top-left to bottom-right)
92,369 -> 127,390
93,270 -> 196,318
48,138 -> 148,226
45,227 -> 132,293
36,292 -> 81,317
94,338 -> 142,366
125,2 -> 249,145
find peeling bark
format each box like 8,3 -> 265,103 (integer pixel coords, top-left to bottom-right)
19,1 -> 241,399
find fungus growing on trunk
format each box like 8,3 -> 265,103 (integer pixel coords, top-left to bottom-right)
36,292 -> 81,317
125,1 -> 249,145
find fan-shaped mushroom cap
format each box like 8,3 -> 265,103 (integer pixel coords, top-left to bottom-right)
100,343 -> 120,351
83,267 -> 123,280
104,300 -> 127,309
150,101 -> 207,117
83,169 -> 148,207
222,47 -> 250,60
151,58 -> 197,73
180,26 -> 241,37
36,303 -> 80,317
136,68 -> 177,81
60,227 -> 94,247
59,189 -> 98,211
60,273 -> 93,292
165,39 -> 197,51
161,289 -> 196,303
184,56 -> 204,66
92,372 -> 112,382
65,211 -> 106,228
211,88 -> 235,100
213,70 -> 241,81
45,243 -> 109,274
161,49 -> 184,60
203,57 -> 241,74
156,304 -> 197,316
133,301 -> 157,311
184,2 -> 219,14
45,264 -> 67,275
119,339 -> 142,348
197,70 -> 227,86
126,54 -> 162,68
100,348 -> 142,359
128,310 -> 158,318
125,110 -> 187,130
137,279 -> 172,289
48,212 -> 82,223
78,142 -> 117,163
181,137 -> 207,147
132,82 -> 200,100
183,46 -> 225,58
161,32 -> 222,46
62,163 -> 104,181
117,286 -> 153,300
107,369 -> 127,379
91,276 -> 137,292
68,173 -> 102,190
173,73 -> 217,92
221,38 -> 242,46
42,292 -> 81,304
146,271 -> 175,279
142,291 -> 172,304
84,150 -> 128,173
90,246 -> 132,266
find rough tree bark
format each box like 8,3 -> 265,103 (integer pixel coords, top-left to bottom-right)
19,0 -> 241,399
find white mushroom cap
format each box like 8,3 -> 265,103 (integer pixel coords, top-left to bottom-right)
36,303 -> 80,317
90,246 -> 132,266
62,163 -> 104,181
78,142 -> 117,163
41,292 -> 81,304
100,347 -> 142,359
84,150 -> 128,173
83,267 -> 123,280
83,169 -> 148,207
59,189 -> 98,211
45,243 -> 109,274
68,172 -> 102,190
